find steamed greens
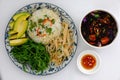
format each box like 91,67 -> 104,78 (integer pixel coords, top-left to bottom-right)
10,39 -> 50,72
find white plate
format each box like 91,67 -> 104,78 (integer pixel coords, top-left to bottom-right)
5,2 -> 78,75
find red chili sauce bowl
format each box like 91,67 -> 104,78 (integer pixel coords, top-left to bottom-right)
81,54 -> 96,70
81,10 -> 118,48
77,50 -> 101,75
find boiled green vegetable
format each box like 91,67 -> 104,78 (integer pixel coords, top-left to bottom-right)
11,39 -> 50,72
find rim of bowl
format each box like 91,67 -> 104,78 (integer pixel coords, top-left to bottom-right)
79,9 -> 119,49
77,50 -> 101,75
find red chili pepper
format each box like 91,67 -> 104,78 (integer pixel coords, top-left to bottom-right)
89,34 -> 96,41
101,37 -> 110,45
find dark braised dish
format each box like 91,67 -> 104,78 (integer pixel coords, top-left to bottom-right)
81,10 -> 118,47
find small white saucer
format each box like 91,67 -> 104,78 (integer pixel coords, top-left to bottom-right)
77,50 -> 101,75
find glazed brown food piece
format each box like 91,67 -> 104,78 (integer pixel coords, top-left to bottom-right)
81,10 -> 117,47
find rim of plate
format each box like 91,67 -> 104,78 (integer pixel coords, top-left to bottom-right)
4,2 -> 78,76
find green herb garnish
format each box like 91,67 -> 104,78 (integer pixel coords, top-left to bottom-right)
11,39 -> 50,72
29,20 -> 37,31
94,14 -> 100,18
51,19 -> 55,24
38,23 -> 44,28
46,28 -> 52,34
38,19 -> 43,23
44,15 -> 49,18
33,22 -> 37,27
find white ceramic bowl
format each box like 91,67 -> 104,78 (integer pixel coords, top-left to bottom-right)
80,10 -> 118,49
77,50 -> 101,75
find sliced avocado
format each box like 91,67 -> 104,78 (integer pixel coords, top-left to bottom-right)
9,38 -> 28,46
14,14 -> 30,31
16,20 -> 28,38
9,21 -> 14,29
9,34 -> 26,40
14,14 -> 30,38
13,12 -> 30,21
8,30 -> 18,35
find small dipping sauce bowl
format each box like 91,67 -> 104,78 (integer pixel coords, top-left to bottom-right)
77,50 -> 101,75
